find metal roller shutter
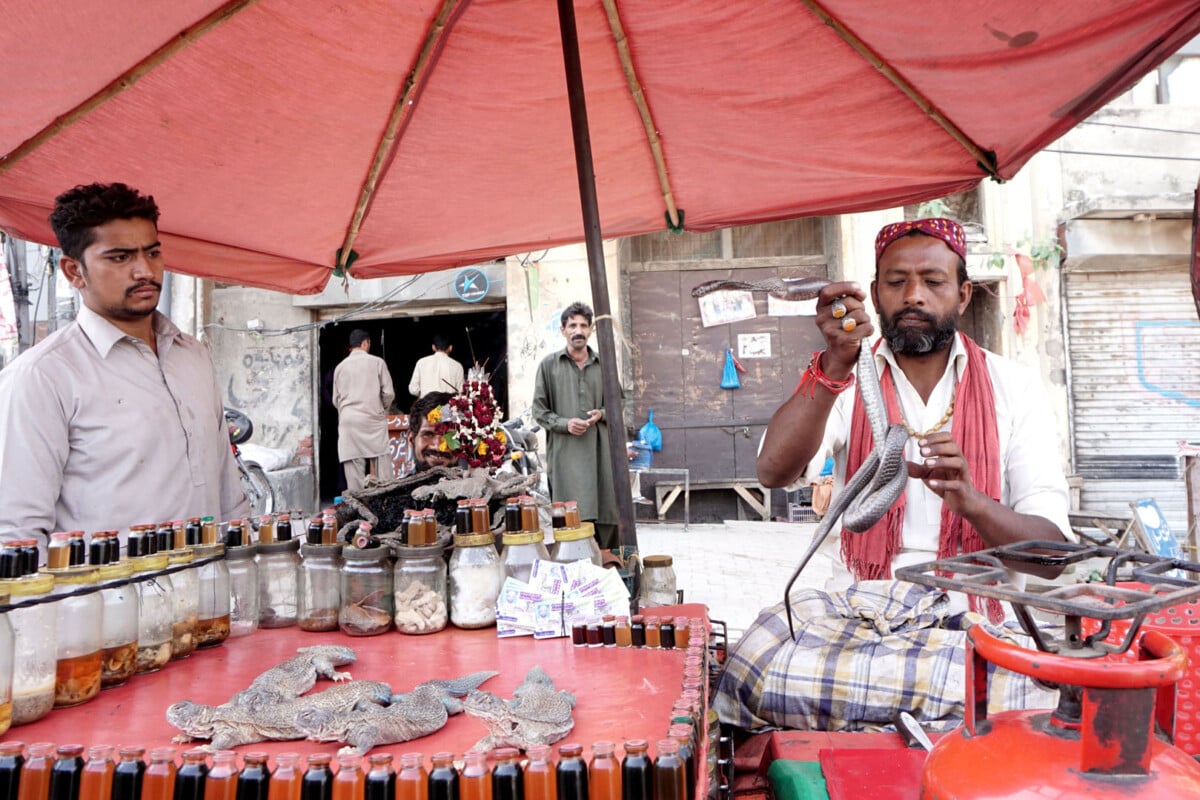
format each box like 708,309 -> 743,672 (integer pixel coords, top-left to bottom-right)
1065,267 -> 1200,536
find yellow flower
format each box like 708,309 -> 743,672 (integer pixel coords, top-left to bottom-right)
477,441 -> 489,455
496,430 -> 507,444
426,408 -> 442,423
512,451 -> 523,460
437,440 -> 449,452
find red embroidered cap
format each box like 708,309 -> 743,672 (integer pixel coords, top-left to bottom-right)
875,217 -> 966,263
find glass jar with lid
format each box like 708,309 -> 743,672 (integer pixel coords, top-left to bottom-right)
500,531 -> 550,583
393,543 -> 448,634
130,546 -> 173,674
194,542 -> 230,647
339,545 -> 393,636
225,542 -> 259,638
4,563 -> 56,725
96,554 -> 138,688
448,532 -> 503,629
48,564 -> 104,708
167,545 -> 199,659
255,538 -> 300,628
298,543 -> 343,632
638,555 -> 678,608
549,522 -> 602,567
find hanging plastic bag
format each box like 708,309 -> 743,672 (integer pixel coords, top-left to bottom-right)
638,409 -> 663,452
721,348 -> 741,389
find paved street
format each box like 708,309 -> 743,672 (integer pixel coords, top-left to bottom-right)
634,519 -> 830,642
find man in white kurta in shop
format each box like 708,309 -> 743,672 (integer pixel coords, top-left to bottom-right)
407,333 -> 464,398
333,329 -> 396,491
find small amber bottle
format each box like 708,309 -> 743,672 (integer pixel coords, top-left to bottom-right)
588,742 -> 620,800
17,742 -> 55,800
614,616 -> 632,648
79,745 -> 115,800
111,746 -> 146,800
523,745 -> 556,800
238,752 -> 271,800
365,753 -> 396,800
428,752 -> 459,800
332,753 -> 365,800
48,744 -> 86,800
619,741 -> 652,800
174,749 -> 210,800
396,752 -> 428,800
0,742 -> 24,800
651,740 -> 685,800
644,616 -> 661,648
205,750 -> 239,800
460,751 -> 490,800
302,753 -> 334,800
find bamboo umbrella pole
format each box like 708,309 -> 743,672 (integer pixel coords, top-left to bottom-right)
0,0 -> 259,176
555,0 -> 638,550
336,0 -> 463,275
797,0 -> 1000,177
600,0 -> 681,230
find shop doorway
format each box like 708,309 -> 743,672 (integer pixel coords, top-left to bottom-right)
317,309 -> 508,501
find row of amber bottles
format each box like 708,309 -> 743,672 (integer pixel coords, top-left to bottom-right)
0,742 -> 695,800
571,616 -> 701,650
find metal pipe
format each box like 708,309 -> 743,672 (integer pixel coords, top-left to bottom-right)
555,0 -> 637,549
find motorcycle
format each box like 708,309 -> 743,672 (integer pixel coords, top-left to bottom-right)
501,414 -> 547,487
224,407 -> 276,518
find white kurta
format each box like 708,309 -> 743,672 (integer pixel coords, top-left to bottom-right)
333,349 -> 396,461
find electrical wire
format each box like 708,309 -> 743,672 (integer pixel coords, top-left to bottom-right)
1043,148 -> 1200,162
1078,119 -> 1200,137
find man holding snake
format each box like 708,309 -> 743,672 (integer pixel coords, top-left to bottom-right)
757,218 -> 1072,615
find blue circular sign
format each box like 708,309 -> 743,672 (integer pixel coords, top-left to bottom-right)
454,267 -> 490,303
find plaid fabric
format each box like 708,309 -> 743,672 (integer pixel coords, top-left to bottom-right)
713,581 -> 1058,732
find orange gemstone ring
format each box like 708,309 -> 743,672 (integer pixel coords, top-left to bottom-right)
831,300 -> 847,319
841,317 -> 856,332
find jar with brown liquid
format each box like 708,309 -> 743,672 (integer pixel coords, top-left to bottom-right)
49,564 -> 103,708
195,541 -> 231,648
130,550 -> 172,675
166,543 -> 200,660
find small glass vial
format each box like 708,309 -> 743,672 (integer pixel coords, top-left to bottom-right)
113,746 -> 146,800
96,555 -> 138,688
427,752 -> 459,800
491,748 -> 522,800
456,500 -> 473,535
270,752 -> 303,800
257,514 -> 276,544
602,616 -> 617,647
586,619 -> 603,648
333,753 -> 365,800
549,525 -> 602,567
448,532 -> 503,629
238,752 -> 271,800
630,615 -> 646,648
674,617 -> 690,649
668,726 -> 695,800
80,744 -> 115,800
167,544 -> 200,660
195,541 -> 231,647
555,744 -> 587,800
49,565 -> 104,707
206,750 -> 239,800
49,744 -> 86,800
571,621 -> 587,647
563,501 -> 582,528
659,618 -> 676,650
225,541 -> 259,638
620,740 -> 652,800
551,503 -> 567,530
255,538 -> 301,628
589,741 -> 620,800
175,748 -> 209,800
396,752 -> 427,800
0,742 -> 23,798
460,750 -> 490,800
499,531 -> 550,583
644,617 -> 661,648
298,543 -> 344,632
637,556 -> 677,608
339,545 -> 394,636
615,617 -> 632,648
652,740 -> 685,800
276,513 -> 294,542
303,753 -> 334,800
365,753 -> 396,800
524,746 -> 555,800
394,543 -> 448,635
20,742 -> 55,800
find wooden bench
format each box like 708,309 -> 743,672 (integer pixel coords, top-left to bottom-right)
652,477 -> 772,522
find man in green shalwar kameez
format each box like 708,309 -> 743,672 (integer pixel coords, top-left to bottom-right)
532,302 -> 619,549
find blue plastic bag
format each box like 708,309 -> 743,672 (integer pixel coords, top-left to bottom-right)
638,409 -> 663,452
721,348 -> 741,389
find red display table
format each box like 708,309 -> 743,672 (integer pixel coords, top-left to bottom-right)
11,604 -> 707,761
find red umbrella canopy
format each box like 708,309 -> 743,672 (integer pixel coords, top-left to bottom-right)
2,0 -> 1198,294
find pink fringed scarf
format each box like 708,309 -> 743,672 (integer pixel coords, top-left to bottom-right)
842,336 -> 1004,622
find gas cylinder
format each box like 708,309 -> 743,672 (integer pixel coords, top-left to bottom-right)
921,624 -> 1200,798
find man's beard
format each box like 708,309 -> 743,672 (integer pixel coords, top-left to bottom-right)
880,308 -> 958,355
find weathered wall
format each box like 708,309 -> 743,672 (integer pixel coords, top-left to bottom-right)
207,286 -> 315,455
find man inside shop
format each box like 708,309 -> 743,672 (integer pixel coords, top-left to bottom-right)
0,182 -> 250,555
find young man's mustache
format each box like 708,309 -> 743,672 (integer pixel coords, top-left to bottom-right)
126,280 -> 162,296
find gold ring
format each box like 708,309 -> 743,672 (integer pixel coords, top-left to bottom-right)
841,317 -> 856,332
831,300 -> 847,319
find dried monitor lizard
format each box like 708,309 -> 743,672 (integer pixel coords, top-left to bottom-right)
463,665 -> 576,751
296,671 -> 499,754
228,644 -> 357,709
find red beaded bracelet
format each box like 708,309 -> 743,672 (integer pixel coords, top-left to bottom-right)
795,350 -> 856,398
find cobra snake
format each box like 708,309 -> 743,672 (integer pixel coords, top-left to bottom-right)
691,278 -> 909,638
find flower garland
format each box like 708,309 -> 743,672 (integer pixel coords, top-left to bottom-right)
429,375 -> 508,470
